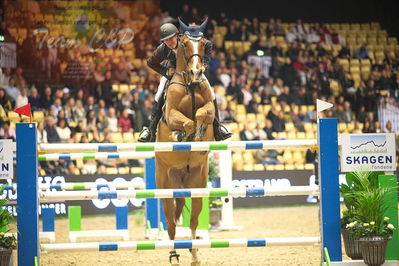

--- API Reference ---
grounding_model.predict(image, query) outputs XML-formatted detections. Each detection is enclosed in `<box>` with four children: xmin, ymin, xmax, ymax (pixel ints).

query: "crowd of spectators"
<box><xmin>1</xmin><ymin>3</ymin><xmax>399</xmax><ymax>174</ymax></box>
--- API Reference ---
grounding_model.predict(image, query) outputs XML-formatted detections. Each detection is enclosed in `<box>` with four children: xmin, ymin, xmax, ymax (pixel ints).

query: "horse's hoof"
<box><xmin>191</xmin><ymin>261</ymin><xmax>201</xmax><ymax>266</ymax></box>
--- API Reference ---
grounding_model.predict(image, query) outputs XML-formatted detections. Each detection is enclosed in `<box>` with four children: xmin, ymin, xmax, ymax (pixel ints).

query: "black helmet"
<box><xmin>160</xmin><ymin>23</ymin><xmax>178</xmax><ymax>41</ymax></box>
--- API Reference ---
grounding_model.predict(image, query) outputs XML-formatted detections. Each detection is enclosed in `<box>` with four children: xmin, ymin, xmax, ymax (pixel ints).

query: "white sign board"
<box><xmin>341</xmin><ymin>133</ymin><xmax>397</xmax><ymax>172</ymax></box>
<box><xmin>0</xmin><ymin>140</ymin><xmax>14</xmax><ymax>179</ymax></box>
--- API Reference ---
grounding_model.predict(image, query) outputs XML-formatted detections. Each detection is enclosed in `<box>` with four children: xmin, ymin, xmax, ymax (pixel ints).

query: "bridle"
<box><xmin>169</xmin><ymin>34</ymin><xmax>208</xmax><ymax>141</ymax></box>
<box><xmin>173</xmin><ymin>35</ymin><xmax>205</xmax><ymax>87</ymax></box>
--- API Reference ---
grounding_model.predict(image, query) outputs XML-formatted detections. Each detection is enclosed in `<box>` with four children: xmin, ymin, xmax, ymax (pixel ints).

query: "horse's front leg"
<box><xmin>168</xmin><ymin>108</ymin><xmax>195</xmax><ymax>141</ymax></box>
<box><xmin>194</xmin><ymin>101</ymin><xmax>214</xmax><ymax>141</ymax></box>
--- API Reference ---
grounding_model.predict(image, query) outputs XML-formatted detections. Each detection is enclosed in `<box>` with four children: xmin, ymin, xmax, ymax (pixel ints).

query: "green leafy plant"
<box><xmin>340</xmin><ymin>169</ymin><xmax>383</xmax><ymax>228</ymax></box>
<box><xmin>0</xmin><ymin>185</ymin><xmax>17</xmax><ymax>250</ymax></box>
<box><xmin>208</xmin><ymin>156</ymin><xmax>222</xmax><ymax>209</ymax></box>
<box><xmin>343</xmin><ymin>174</ymin><xmax>396</xmax><ymax>238</ymax></box>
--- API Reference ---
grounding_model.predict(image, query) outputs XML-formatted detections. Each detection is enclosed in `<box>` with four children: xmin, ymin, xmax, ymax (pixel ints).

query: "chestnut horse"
<box><xmin>155</xmin><ymin>20</ymin><xmax>214</xmax><ymax>266</ymax></box>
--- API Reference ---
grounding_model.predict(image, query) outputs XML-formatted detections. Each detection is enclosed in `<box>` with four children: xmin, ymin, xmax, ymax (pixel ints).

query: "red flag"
<box><xmin>13</xmin><ymin>103</ymin><xmax>32</xmax><ymax>122</ymax></box>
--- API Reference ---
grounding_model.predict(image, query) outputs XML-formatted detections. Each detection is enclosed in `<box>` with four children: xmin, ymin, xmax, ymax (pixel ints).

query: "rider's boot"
<box><xmin>138</xmin><ymin>101</ymin><xmax>162</xmax><ymax>142</ymax></box>
<box><xmin>213</xmin><ymin>99</ymin><xmax>232</xmax><ymax>141</ymax></box>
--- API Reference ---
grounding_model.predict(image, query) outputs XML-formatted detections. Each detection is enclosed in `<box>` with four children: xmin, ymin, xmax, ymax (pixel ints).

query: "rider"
<box><xmin>138</xmin><ymin>21</ymin><xmax>232</xmax><ymax>142</ymax></box>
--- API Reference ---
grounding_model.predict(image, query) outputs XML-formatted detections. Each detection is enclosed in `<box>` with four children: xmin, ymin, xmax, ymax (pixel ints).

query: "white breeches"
<box><xmin>154</xmin><ymin>75</ymin><xmax>215</xmax><ymax>103</ymax></box>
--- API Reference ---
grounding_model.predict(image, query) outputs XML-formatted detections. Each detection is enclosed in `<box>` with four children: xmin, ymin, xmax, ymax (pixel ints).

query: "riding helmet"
<box><xmin>160</xmin><ymin>23</ymin><xmax>179</xmax><ymax>41</ymax></box>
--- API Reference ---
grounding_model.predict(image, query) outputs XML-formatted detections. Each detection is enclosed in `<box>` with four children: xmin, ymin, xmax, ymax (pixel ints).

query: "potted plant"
<box><xmin>0</xmin><ymin>185</ymin><xmax>17</xmax><ymax>266</ymax></box>
<box><xmin>208</xmin><ymin>156</ymin><xmax>222</xmax><ymax>229</ymax></box>
<box><xmin>340</xmin><ymin>169</ymin><xmax>383</xmax><ymax>260</ymax></box>
<box><xmin>344</xmin><ymin>184</ymin><xmax>396</xmax><ymax>266</ymax></box>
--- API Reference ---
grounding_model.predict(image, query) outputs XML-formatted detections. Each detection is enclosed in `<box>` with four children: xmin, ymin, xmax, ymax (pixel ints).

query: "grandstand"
<box><xmin>1</xmin><ymin>1</ymin><xmax>399</xmax><ymax>174</ymax></box>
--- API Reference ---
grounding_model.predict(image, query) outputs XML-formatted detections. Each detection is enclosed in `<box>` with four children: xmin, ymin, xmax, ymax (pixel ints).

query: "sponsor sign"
<box><xmin>0</xmin><ymin>140</ymin><xmax>13</xmax><ymax>180</ymax></box>
<box><xmin>341</xmin><ymin>133</ymin><xmax>397</xmax><ymax>172</ymax></box>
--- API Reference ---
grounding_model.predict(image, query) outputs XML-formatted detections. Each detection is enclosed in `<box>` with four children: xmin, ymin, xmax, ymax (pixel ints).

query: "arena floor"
<box><xmin>34</xmin><ymin>205</ymin><xmax>349</xmax><ymax>265</ymax></box>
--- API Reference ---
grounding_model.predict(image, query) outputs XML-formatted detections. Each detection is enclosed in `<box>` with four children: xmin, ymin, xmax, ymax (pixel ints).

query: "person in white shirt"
<box><xmin>15</xmin><ymin>87</ymin><xmax>29</xmax><ymax>108</ymax></box>
<box><xmin>106</xmin><ymin>107</ymin><xmax>119</xmax><ymax>132</ymax></box>
<box><xmin>0</xmin><ymin>68</ymin><xmax>11</xmax><ymax>89</ymax></box>
<box><xmin>55</xmin><ymin>118</ymin><xmax>71</xmax><ymax>143</ymax></box>
<box><xmin>36</xmin><ymin>121</ymin><xmax>48</xmax><ymax>143</ymax></box>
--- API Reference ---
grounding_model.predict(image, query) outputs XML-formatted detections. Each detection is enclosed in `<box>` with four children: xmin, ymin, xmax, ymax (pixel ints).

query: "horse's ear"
<box><xmin>199</xmin><ymin>17</ymin><xmax>208</xmax><ymax>34</ymax></box>
<box><xmin>178</xmin><ymin>17</ymin><xmax>189</xmax><ymax>33</ymax></box>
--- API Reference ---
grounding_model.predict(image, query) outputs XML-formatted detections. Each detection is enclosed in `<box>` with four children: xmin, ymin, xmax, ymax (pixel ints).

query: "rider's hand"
<box><xmin>168</xmin><ymin>68</ymin><xmax>175</xmax><ymax>77</ymax></box>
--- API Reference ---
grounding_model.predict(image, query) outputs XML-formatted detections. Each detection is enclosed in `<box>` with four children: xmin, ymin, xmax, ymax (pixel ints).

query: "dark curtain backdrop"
<box><xmin>161</xmin><ymin>0</ymin><xmax>399</xmax><ymax>38</ymax></box>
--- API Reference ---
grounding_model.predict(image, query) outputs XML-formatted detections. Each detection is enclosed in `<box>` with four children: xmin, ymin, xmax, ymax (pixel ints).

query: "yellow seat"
<box><xmin>282</xmin><ymin>151</ymin><xmax>293</xmax><ymax>164</ymax></box>
<box><xmin>7</xmin><ymin>112</ymin><xmax>20</xmax><ymax>123</ymax></box>
<box><xmin>123</xmin><ymin>132</ymin><xmax>135</xmax><ymax>142</ymax></box>
<box><xmin>274</xmin><ymin>164</ymin><xmax>285</xmax><ymax>171</ymax></box>
<box><xmin>296</xmin><ymin>132</ymin><xmax>306</xmax><ymax>139</ymax></box>
<box><xmin>243</xmin><ymin>164</ymin><xmax>254</xmax><ymax>171</ymax></box>
<box><xmin>254</xmin><ymin>164</ymin><xmax>265</xmax><ymax>171</ymax></box>
<box><xmin>285</xmin><ymin>164</ymin><xmax>295</xmax><ymax>170</ymax></box>
<box><xmin>265</xmin><ymin>165</ymin><xmax>275</xmax><ymax>171</ymax></box>
<box><xmin>106</xmin><ymin>167</ymin><xmax>118</xmax><ymax>175</ymax></box>
<box><xmin>33</xmin><ymin>111</ymin><xmax>44</xmax><ymax>122</ymax></box>
<box><xmin>287</xmin><ymin>132</ymin><xmax>297</xmax><ymax>140</ymax></box>
<box><xmin>118</xmin><ymin>167</ymin><xmax>130</xmax><ymax>174</ymax></box>
<box><xmin>111</xmin><ymin>132</ymin><xmax>123</xmax><ymax>143</ymax></box>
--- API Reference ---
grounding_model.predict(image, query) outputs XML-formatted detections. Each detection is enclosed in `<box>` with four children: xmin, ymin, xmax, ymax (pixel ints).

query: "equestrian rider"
<box><xmin>138</xmin><ymin>21</ymin><xmax>232</xmax><ymax>142</ymax></box>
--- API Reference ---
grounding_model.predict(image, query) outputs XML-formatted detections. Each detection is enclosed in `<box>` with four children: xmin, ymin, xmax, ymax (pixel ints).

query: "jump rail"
<box><xmin>41</xmin><ymin>237</ymin><xmax>321</xmax><ymax>252</ymax></box>
<box><xmin>39</xmin><ymin>139</ymin><xmax>317</xmax><ymax>153</ymax></box>
<box><xmin>39</xmin><ymin>186</ymin><xmax>320</xmax><ymax>201</ymax></box>
<box><xmin>6</xmin><ymin>182</ymin><xmax>145</xmax><ymax>191</ymax></box>
<box><xmin>38</xmin><ymin>151</ymin><xmax>155</xmax><ymax>161</ymax></box>
<box><xmin>16</xmin><ymin>118</ymin><xmax>342</xmax><ymax>265</ymax></box>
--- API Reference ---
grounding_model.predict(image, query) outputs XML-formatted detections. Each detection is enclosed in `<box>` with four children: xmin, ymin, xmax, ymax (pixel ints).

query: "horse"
<box><xmin>155</xmin><ymin>18</ymin><xmax>214</xmax><ymax>266</ymax></box>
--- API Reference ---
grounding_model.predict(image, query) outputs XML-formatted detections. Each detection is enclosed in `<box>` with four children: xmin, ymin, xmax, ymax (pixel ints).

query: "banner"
<box><xmin>0</xmin><ymin>140</ymin><xmax>14</xmax><ymax>180</ymax></box>
<box><xmin>341</xmin><ymin>133</ymin><xmax>397</xmax><ymax>172</ymax></box>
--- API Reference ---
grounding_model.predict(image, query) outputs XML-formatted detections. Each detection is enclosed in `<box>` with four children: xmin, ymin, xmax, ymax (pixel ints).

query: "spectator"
<box><xmin>72</xmin><ymin>99</ymin><xmax>86</xmax><ymax>126</ymax></box>
<box><xmin>0</xmin><ymin>68</ymin><xmax>11</xmax><ymax>89</ymax></box>
<box><xmin>55</xmin><ymin>118</ymin><xmax>71</xmax><ymax>143</ymax></box>
<box><xmin>40</xmin><ymin>86</ymin><xmax>53</xmax><ymax>110</ymax></box>
<box><xmin>11</xmin><ymin>67</ymin><xmax>27</xmax><ymax>88</ymax></box>
<box><xmin>255</xmin><ymin>149</ymin><xmax>282</xmax><ymax>165</ymax></box>
<box><xmin>338</xmin><ymin>43</ymin><xmax>351</xmax><ymax>58</ymax></box>
<box><xmin>85</xmin><ymin>110</ymin><xmax>98</xmax><ymax>132</ymax></box>
<box><xmin>36</xmin><ymin>121</ymin><xmax>48</xmax><ymax>143</ymax></box>
<box><xmin>338</xmin><ymin>101</ymin><xmax>354</xmax><ymax>123</ymax></box>
<box><xmin>0</xmin><ymin>88</ymin><xmax>13</xmax><ymax>111</ymax></box>
<box><xmin>44</xmin><ymin>116</ymin><xmax>61</xmax><ymax>143</ymax></box>
<box><xmin>385</xmin><ymin>120</ymin><xmax>394</xmax><ymax>133</ymax></box>
<box><xmin>28</xmin><ymin>87</ymin><xmax>41</xmax><ymax>111</ymax></box>
<box><xmin>5</xmin><ymin>77</ymin><xmax>20</xmax><ymax>102</ymax></box>
<box><xmin>0</xmin><ymin>121</ymin><xmax>16</xmax><ymax>141</ymax></box>
<box><xmin>355</xmin><ymin>43</ymin><xmax>369</xmax><ymax>59</ymax></box>
<box><xmin>118</xmin><ymin>108</ymin><xmax>133</xmax><ymax>132</ymax></box>
<box><xmin>50</xmin><ymin>98</ymin><xmax>63</xmax><ymax>120</ymax></box>
<box><xmin>96</xmin><ymin>108</ymin><xmax>109</xmax><ymax>133</ymax></box>
<box><xmin>374</xmin><ymin>121</ymin><xmax>385</xmax><ymax>133</ymax></box>
<box><xmin>251</xmin><ymin>122</ymin><xmax>268</xmax><ymax>140</ymax></box>
<box><xmin>239</xmin><ymin>124</ymin><xmax>255</xmax><ymax>140</ymax></box>
<box><xmin>263</xmin><ymin>119</ymin><xmax>275</xmax><ymax>140</ymax></box>
<box><xmin>107</xmin><ymin>107</ymin><xmax>119</xmax><ymax>132</ymax></box>
<box><xmin>14</xmin><ymin>87</ymin><xmax>28</xmax><ymax>108</ymax></box>
<box><xmin>219</xmin><ymin>102</ymin><xmax>235</xmax><ymax>123</ymax></box>
<box><xmin>81</xmin><ymin>159</ymin><xmax>97</xmax><ymax>174</ymax></box>
<box><xmin>271</xmin><ymin>111</ymin><xmax>286</xmax><ymax>132</ymax></box>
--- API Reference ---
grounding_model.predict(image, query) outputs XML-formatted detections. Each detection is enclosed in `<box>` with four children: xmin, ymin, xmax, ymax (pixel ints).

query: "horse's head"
<box><xmin>178</xmin><ymin>18</ymin><xmax>208</xmax><ymax>84</ymax></box>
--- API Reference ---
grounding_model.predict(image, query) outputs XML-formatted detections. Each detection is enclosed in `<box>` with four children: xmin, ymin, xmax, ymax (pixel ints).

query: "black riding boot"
<box><xmin>213</xmin><ymin>99</ymin><xmax>232</xmax><ymax>141</ymax></box>
<box><xmin>138</xmin><ymin>101</ymin><xmax>163</xmax><ymax>142</ymax></box>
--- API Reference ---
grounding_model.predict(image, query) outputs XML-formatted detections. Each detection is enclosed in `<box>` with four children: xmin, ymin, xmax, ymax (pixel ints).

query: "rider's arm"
<box><xmin>147</xmin><ymin>44</ymin><xmax>169</xmax><ymax>77</ymax></box>
<box><xmin>203</xmin><ymin>40</ymin><xmax>212</xmax><ymax>70</ymax></box>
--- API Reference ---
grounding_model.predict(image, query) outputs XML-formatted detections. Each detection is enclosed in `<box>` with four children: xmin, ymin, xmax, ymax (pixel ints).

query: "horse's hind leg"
<box><xmin>190</xmin><ymin>197</ymin><xmax>202</xmax><ymax>266</ymax></box>
<box><xmin>162</xmin><ymin>198</ymin><xmax>180</xmax><ymax>265</ymax></box>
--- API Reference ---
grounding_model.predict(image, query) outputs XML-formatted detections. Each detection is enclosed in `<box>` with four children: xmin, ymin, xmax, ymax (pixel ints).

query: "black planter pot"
<box><xmin>0</xmin><ymin>247</ymin><xmax>12</xmax><ymax>266</ymax></box>
<box><xmin>358</xmin><ymin>237</ymin><xmax>390</xmax><ymax>266</ymax></box>
<box><xmin>341</xmin><ymin>228</ymin><xmax>362</xmax><ymax>260</ymax></box>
